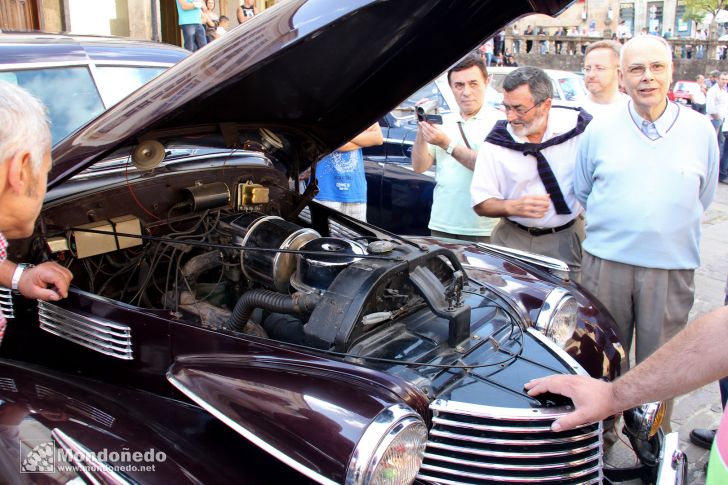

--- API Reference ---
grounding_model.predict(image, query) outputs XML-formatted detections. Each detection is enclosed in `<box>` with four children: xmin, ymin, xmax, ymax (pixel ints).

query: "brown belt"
<box><xmin>507</xmin><ymin>218</ymin><xmax>576</xmax><ymax>236</ymax></box>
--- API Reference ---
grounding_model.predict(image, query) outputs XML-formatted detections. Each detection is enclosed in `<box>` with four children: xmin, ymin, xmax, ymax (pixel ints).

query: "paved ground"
<box><xmin>605</xmin><ymin>181</ymin><xmax>728</xmax><ymax>483</ymax></box>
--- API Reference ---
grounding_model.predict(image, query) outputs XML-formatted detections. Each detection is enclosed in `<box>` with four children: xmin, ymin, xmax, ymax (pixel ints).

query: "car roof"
<box><xmin>0</xmin><ymin>32</ymin><xmax>188</xmax><ymax>66</ymax></box>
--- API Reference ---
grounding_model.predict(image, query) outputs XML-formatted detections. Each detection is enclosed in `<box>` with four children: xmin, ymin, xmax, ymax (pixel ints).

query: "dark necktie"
<box><xmin>485</xmin><ymin>107</ymin><xmax>592</xmax><ymax>215</ymax></box>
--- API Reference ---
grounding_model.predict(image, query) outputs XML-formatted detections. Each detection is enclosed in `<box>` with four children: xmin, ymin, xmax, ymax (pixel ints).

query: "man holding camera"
<box><xmin>411</xmin><ymin>54</ymin><xmax>504</xmax><ymax>242</ymax></box>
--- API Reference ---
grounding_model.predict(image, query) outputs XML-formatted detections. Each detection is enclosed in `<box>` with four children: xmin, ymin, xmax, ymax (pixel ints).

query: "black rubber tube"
<box><xmin>227</xmin><ymin>290</ymin><xmax>321</xmax><ymax>332</ymax></box>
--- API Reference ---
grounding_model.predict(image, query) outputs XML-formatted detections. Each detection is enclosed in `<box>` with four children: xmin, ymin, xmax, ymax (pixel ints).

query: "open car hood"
<box><xmin>49</xmin><ymin>0</ymin><xmax>573</xmax><ymax>188</ymax></box>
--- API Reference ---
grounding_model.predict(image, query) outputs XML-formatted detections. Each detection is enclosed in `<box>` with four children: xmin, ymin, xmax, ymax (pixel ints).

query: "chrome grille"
<box><xmin>38</xmin><ymin>301</ymin><xmax>133</xmax><ymax>360</ymax></box>
<box><xmin>418</xmin><ymin>399</ymin><xmax>603</xmax><ymax>484</ymax></box>
<box><xmin>36</xmin><ymin>385</ymin><xmax>116</xmax><ymax>427</ymax></box>
<box><xmin>0</xmin><ymin>286</ymin><xmax>14</xmax><ymax>319</ymax></box>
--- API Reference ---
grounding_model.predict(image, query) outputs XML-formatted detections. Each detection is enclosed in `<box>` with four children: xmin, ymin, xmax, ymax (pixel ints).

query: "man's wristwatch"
<box><xmin>445</xmin><ymin>141</ymin><xmax>457</xmax><ymax>155</ymax></box>
<box><xmin>11</xmin><ymin>263</ymin><xmax>33</xmax><ymax>294</ymax></box>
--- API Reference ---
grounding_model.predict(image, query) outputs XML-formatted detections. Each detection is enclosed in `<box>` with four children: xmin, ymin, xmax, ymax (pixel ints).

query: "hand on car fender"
<box><xmin>18</xmin><ymin>262</ymin><xmax>73</xmax><ymax>301</ymax></box>
<box><xmin>524</xmin><ymin>374</ymin><xmax>620</xmax><ymax>432</ymax></box>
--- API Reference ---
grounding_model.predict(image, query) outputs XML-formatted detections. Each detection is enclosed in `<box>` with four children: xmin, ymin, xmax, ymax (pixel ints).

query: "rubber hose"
<box><xmin>227</xmin><ymin>290</ymin><xmax>321</xmax><ymax>332</ymax></box>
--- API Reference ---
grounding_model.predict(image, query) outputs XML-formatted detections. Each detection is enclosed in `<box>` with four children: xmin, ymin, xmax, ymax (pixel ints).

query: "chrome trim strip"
<box><xmin>346</xmin><ymin>404</ymin><xmax>425</xmax><ymax>485</ymax></box>
<box><xmin>38</xmin><ymin>302</ymin><xmax>133</xmax><ymax>360</ymax></box>
<box><xmin>656</xmin><ymin>431</ymin><xmax>687</xmax><ymax>485</ymax></box>
<box><xmin>432</xmin><ymin>415</ymin><xmax>554</xmax><ymax>432</ymax></box>
<box><xmin>416</xmin><ymin>472</ymin><xmax>601</xmax><ymax>485</ymax></box>
<box><xmin>535</xmin><ymin>287</ymin><xmax>571</xmax><ymax>333</ymax></box>
<box><xmin>92</xmin><ymin>60</ymin><xmax>177</xmax><ymax>68</ymax></box>
<box><xmin>429</xmin><ymin>428</ymin><xmax>600</xmax><ymax>446</ymax></box>
<box><xmin>0</xmin><ymin>286</ymin><xmax>14</xmax><ymax>319</ymax></box>
<box><xmin>52</xmin><ymin>428</ymin><xmax>132</xmax><ymax>485</ymax></box>
<box><xmin>430</xmin><ymin>396</ymin><xmax>578</xmax><ymax>420</ymax></box>
<box><xmin>426</xmin><ymin>439</ymin><xmax>601</xmax><ymax>459</ymax></box>
<box><xmin>418</xmin><ymin>462</ymin><xmax>603</xmax><ymax>482</ymax></box>
<box><xmin>167</xmin><ymin>374</ymin><xmax>337</xmax><ymax>485</ymax></box>
<box><xmin>423</xmin><ymin>451</ymin><xmax>600</xmax><ymax>471</ymax></box>
<box><xmin>476</xmin><ymin>243</ymin><xmax>570</xmax><ymax>280</ymax></box>
<box><xmin>0</xmin><ymin>60</ymin><xmax>90</xmax><ymax>70</ymax></box>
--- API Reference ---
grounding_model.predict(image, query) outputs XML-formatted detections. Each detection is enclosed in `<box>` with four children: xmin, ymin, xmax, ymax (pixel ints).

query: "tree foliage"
<box><xmin>682</xmin><ymin>0</ymin><xmax>727</xmax><ymax>26</ymax></box>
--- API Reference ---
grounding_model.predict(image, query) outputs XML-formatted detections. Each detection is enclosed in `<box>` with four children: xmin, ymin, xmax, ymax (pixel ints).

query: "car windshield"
<box><xmin>675</xmin><ymin>82</ymin><xmax>699</xmax><ymax>94</ymax></box>
<box><xmin>558</xmin><ymin>76</ymin><xmax>585</xmax><ymax>101</ymax></box>
<box><xmin>0</xmin><ymin>66</ymin><xmax>106</xmax><ymax>145</ymax></box>
<box><xmin>94</xmin><ymin>66</ymin><xmax>168</xmax><ymax>106</ymax></box>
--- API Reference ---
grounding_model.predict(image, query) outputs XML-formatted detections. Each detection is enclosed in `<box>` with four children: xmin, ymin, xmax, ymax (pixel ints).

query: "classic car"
<box><xmin>0</xmin><ymin>32</ymin><xmax>189</xmax><ymax>144</ymax></box>
<box><xmin>0</xmin><ymin>0</ymin><xmax>686</xmax><ymax>484</ymax></box>
<box><xmin>667</xmin><ymin>80</ymin><xmax>702</xmax><ymax>107</ymax></box>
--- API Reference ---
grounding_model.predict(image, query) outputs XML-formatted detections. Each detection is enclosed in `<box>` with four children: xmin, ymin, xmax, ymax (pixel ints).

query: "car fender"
<box><xmin>168</xmin><ymin>352</ymin><xmax>430</xmax><ymax>484</ymax></box>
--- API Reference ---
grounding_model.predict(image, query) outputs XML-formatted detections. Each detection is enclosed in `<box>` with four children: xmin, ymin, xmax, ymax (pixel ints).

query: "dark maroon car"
<box><xmin>0</xmin><ymin>1</ymin><xmax>686</xmax><ymax>484</ymax></box>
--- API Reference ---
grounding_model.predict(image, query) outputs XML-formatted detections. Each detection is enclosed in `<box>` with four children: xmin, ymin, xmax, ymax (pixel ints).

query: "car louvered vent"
<box><xmin>38</xmin><ymin>302</ymin><xmax>133</xmax><ymax>360</ymax></box>
<box><xmin>418</xmin><ymin>400</ymin><xmax>603</xmax><ymax>484</ymax></box>
<box><xmin>0</xmin><ymin>287</ymin><xmax>14</xmax><ymax>319</ymax></box>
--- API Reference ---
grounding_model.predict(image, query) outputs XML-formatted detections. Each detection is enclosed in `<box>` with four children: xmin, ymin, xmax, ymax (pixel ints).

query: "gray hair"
<box><xmin>502</xmin><ymin>67</ymin><xmax>553</xmax><ymax>104</ymax></box>
<box><xmin>0</xmin><ymin>81</ymin><xmax>51</xmax><ymax>172</ymax></box>
<box><xmin>585</xmin><ymin>40</ymin><xmax>621</xmax><ymax>60</ymax></box>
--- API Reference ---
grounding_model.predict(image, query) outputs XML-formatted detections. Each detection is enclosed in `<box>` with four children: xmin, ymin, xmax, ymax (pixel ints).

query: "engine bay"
<box><xmin>30</xmin><ymin>158</ymin><xmax>490</xmax><ymax>354</ymax></box>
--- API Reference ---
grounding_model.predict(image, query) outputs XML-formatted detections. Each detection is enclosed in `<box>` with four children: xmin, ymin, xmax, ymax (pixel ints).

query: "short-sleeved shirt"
<box><xmin>314</xmin><ymin>149</ymin><xmax>367</xmax><ymax>203</ymax></box>
<box><xmin>427</xmin><ymin>107</ymin><xmax>504</xmax><ymax>236</ymax></box>
<box><xmin>176</xmin><ymin>1</ymin><xmax>202</xmax><ymax>25</ymax></box>
<box><xmin>471</xmin><ymin>107</ymin><xmax>584</xmax><ymax>228</ymax></box>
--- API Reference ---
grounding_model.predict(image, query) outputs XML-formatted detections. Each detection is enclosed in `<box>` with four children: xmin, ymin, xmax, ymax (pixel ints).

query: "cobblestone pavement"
<box><xmin>605</xmin><ymin>182</ymin><xmax>728</xmax><ymax>484</ymax></box>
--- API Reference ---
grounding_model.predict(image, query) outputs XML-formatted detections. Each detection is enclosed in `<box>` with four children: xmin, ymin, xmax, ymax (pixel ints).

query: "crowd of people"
<box><xmin>415</xmin><ymin>35</ymin><xmax>726</xmax><ymax>478</ymax></box>
<box><xmin>175</xmin><ymin>0</ymin><xmax>255</xmax><ymax>52</ymax></box>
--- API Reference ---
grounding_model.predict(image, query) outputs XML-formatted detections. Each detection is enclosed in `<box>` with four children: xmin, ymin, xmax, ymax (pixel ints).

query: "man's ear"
<box><xmin>4</xmin><ymin>151</ymin><xmax>33</xmax><ymax>194</ymax></box>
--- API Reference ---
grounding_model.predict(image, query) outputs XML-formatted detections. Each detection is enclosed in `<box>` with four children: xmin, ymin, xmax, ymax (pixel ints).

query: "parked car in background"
<box><xmin>0</xmin><ymin>33</ymin><xmax>188</xmax><ymax>144</ymax></box>
<box><xmin>0</xmin><ymin>2</ymin><xmax>684</xmax><ymax>484</ymax></box>
<box><xmin>668</xmin><ymin>80</ymin><xmax>702</xmax><ymax>107</ymax></box>
<box><xmin>365</xmin><ymin>67</ymin><xmax>587</xmax><ymax>235</ymax></box>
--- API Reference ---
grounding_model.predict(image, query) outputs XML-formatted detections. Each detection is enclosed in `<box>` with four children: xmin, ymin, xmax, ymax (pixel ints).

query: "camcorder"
<box><xmin>415</xmin><ymin>101</ymin><xmax>443</xmax><ymax>124</ymax></box>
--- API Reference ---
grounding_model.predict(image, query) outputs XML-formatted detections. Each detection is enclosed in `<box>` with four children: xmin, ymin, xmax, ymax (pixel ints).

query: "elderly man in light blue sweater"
<box><xmin>574</xmin><ymin>35</ymin><xmax>718</xmax><ymax>431</ymax></box>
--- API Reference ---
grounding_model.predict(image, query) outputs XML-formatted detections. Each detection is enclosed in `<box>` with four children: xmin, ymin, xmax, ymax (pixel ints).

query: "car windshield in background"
<box><xmin>0</xmin><ymin>67</ymin><xmax>106</xmax><ymax>145</ymax></box>
<box><xmin>558</xmin><ymin>76</ymin><xmax>584</xmax><ymax>101</ymax></box>
<box><xmin>94</xmin><ymin>66</ymin><xmax>168</xmax><ymax>106</ymax></box>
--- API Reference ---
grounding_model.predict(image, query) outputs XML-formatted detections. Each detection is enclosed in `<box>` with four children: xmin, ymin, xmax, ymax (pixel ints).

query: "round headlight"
<box><xmin>346</xmin><ymin>404</ymin><xmax>428</xmax><ymax>485</ymax></box>
<box><xmin>536</xmin><ymin>288</ymin><xmax>578</xmax><ymax>348</ymax></box>
<box><xmin>624</xmin><ymin>401</ymin><xmax>666</xmax><ymax>440</ymax></box>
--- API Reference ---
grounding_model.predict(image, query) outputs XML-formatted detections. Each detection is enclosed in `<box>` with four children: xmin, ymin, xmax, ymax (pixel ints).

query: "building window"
<box><xmin>647</xmin><ymin>1</ymin><xmax>664</xmax><ymax>35</ymax></box>
<box><xmin>619</xmin><ymin>2</ymin><xmax>635</xmax><ymax>36</ymax></box>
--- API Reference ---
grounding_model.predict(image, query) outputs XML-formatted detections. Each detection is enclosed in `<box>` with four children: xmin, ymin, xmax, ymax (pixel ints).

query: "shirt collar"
<box><xmin>628</xmin><ymin>99</ymin><xmax>679</xmax><ymax>138</ymax></box>
<box><xmin>505</xmin><ymin>106</ymin><xmax>578</xmax><ymax>144</ymax></box>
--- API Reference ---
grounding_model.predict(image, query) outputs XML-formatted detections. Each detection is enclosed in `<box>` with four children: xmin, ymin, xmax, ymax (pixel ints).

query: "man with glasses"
<box><xmin>471</xmin><ymin>67</ymin><xmax>591</xmax><ymax>281</ymax></box>
<box><xmin>573</xmin><ymin>35</ymin><xmax>718</xmax><ymax>431</ymax></box>
<box><xmin>581</xmin><ymin>40</ymin><xmax>628</xmax><ymax>118</ymax></box>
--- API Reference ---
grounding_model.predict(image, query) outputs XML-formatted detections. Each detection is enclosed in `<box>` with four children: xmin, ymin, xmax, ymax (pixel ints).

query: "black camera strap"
<box><xmin>457</xmin><ymin>122</ymin><xmax>472</xmax><ymax>150</ymax></box>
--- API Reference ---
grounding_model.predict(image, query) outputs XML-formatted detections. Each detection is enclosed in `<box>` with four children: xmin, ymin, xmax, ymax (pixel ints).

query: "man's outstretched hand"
<box><xmin>524</xmin><ymin>374</ymin><xmax>619</xmax><ymax>431</ymax></box>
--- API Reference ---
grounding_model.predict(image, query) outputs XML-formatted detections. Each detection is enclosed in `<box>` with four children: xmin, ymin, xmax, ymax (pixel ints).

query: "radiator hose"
<box><xmin>227</xmin><ymin>290</ymin><xmax>322</xmax><ymax>332</ymax></box>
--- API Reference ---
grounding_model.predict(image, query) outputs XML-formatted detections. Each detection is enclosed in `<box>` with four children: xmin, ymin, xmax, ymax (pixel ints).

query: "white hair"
<box><xmin>0</xmin><ymin>80</ymin><xmax>51</xmax><ymax>172</ymax></box>
<box><xmin>619</xmin><ymin>35</ymin><xmax>673</xmax><ymax>66</ymax></box>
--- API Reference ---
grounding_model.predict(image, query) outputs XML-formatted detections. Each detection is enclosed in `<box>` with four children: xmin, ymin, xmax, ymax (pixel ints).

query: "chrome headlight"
<box><xmin>346</xmin><ymin>404</ymin><xmax>427</xmax><ymax>485</ymax></box>
<box><xmin>536</xmin><ymin>288</ymin><xmax>578</xmax><ymax>348</ymax></box>
<box><xmin>624</xmin><ymin>401</ymin><xmax>665</xmax><ymax>440</ymax></box>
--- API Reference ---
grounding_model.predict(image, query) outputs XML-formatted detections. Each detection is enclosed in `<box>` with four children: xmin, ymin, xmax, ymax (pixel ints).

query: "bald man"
<box><xmin>573</xmin><ymin>35</ymin><xmax>718</xmax><ymax>429</ymax></box>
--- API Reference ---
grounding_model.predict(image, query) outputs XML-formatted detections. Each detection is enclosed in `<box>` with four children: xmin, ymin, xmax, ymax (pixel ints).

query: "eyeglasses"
<box><xmin>582</xmin><ymin>65</ymin><xmax>611</xmax><ymax>74</ymax></box>
<box><xmin>626</xmin><ymin>62</ymin><xmax>667</xmax><ymax>76</ymax></box>
<box><xmin>502</xmin><ymin>100</ymin><xmax>543</xmax><ymax>116</ymax></box>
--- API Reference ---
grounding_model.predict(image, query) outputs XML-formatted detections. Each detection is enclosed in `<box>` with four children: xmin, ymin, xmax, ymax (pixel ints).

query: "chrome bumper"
<box><xmin>656</xmin><ymin>432</ymin><xmax>688</xmax><ymax>485</ymax></box>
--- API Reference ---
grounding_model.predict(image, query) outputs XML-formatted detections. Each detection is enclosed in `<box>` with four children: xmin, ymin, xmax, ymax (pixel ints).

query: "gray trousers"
<box><xmin>581</xmin><ymin>252</ymin><xmax>695</xmax><ymax>433</ymax></box>
<box><xmin>491</xmin><ymin>217</ymin><xmax>584</xmax><ymax>281</ymax></box>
